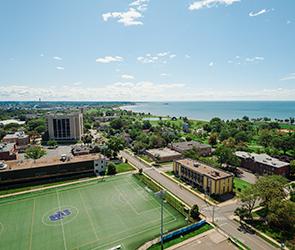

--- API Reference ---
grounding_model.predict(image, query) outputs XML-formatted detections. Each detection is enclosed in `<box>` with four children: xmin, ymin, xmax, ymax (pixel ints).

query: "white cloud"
<box><xmin>0</xmin><ymin>82</ymin><xmax>187</xmax><ymax>101</ymax></box>
<box><xmin>102</xmin><ymin>0</ymin><xmax>149</xmax><ymax>26</ymax></box>
<box><xmin>129</xmin><ymin>0</ymin><xmax>149</xmax><ymax>11</ymax></box>
<box><xmin>249</xmin><ymin>9</ymin><xmax>268</xmax><ymax>17</ymax></box>
<box><xmin>280</xmin><ymin>73</ymin><xmax>295</xmax><ymax>81</ymax></box>
<box><xmin>137</xmin><ymin>52</ymin><xmax>176</xmax><ymax>64</ymax></box>
<box><xmin>40</xmin><ymin>53</ymin><xmax>44</xmax><ymax>57</ymax></box>
<box><xmin>56</xmin><ymin>66</ymin><xmax>64</xmax><ymax>70</ymax></box>
<box><xmin>161</xmin><ymin>73</ymin><xmax>170</xmax><ymax>77</ymax></box>
<box><xmin>102</xmin><ymin>8</ymin><xmax>143</xmax><ymax>26</ymax></box>
<box><xmin>287</xmin><ymin>20</ymin><xmax>291</xmax><ymax>25</ymax></box>
<box><xmin>2</xmin><ymin>83</ymin><xmax>295</xmax><ymax>101</ymax></box>
<box><xmin>185</xmin><ymin>54</ymin><xmax>191</xmax><ymax>59</ymax></box>
<box><xmin>189</xmin><ymin>0</ymin><xmax>239</xmax><ymax>11</ymax></box>
<box><xmin>53</xmin><ymin>56</ymin><xmax>62</xmax><ymax>61</ymax></box>
<box><xmin>121</xmin><ymin>74</ymin><xmax>135</xmax><ymax>80</ymax></box>
<box><xmin>96</xmin><ymin>56</ymin><xmax>124</xmax><ymax>63</ymax></box>
<box><xmin>209</xmin><ymin>62</ymin><xmax>214</xmax><ymax>67</ymax></box>
<box><xmin>245</xmin><ymin>56</ymin><xmax>264</xmax><ymax>63</ymax></box>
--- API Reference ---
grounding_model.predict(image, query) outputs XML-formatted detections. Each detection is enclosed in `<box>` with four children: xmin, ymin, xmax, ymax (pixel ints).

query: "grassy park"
<box><xmin>0</xmin><ymin>174</ymin><xmax>186</xmax><ymax>250</ymax></box>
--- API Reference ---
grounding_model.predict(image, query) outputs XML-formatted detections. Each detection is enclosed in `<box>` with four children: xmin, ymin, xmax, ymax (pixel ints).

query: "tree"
<box><xmin>107</xmin><ymin>162</ymin><xmax>117</xmax><ymax>175</ymax></box>
<box><xmin>82</xmin><ymin>134</ymin><xmax>93</xmax><ymax>144</ymax></box>
<box><xmin>215</xmin><ymin>145</ymin><xmax>240</xmax><ymax>167</ymax></box>
<box><xmin>290</xmin><ymin>160</ymin><xmax>295</xmax><ymax>177</ymax></box>
<box><xmin>0</xmin><ymin>129</ymin><xmax>6</xmax><ymax>140</ymax></box>
<box><xmin>110</xmin><ymin>118</ymin><xmax>124</xmax><ymax>130</ymax></box>
<box><xmin>240</xmin><ymin>186</ymin><xmax>259</xmax><ymax>218</ymax></box>
<box><xmin>258</xmin><ymin>129</ymin><xmax>273</xmax><ymax>148</ymax></box>
<box><xmin>107</xmin><ymin>136</ymin><xmax>125</xmax><ymax>158</ymax></box>
<box><xmin>142</xmin><ymin>120</ymin><xmax>152</xmax><ymax>130</ymax></box>
<box><xmin>26</xmin><ymin>118</ymin><xmax>45</xmax><ymax>132</ymax></box>
<box><xmin>35</xmin><ymin>125</ymin><xmax>46</xmax><ymax>134</ymax></box>
<box><xmin>25</xmin><ymin>146</ymin><xmax>46</xmax><ymax>162</ymax></box>
<box><xmin>190</xmin><ymin>204</ymin><xmax>200</xmax><ymax>220</ymax></box>
<box><xmin>208</xmin><ymin>132</ymin><xmax>218</xmax><ymax>146</ymax></box>
<box><xmin>209</xmin><ymin>117</ymin><xmax>223</xmax><ymax>133</ymax></box>
<box><xmin>234</xmin><ymin>207</ymin><xmax>248</xmax><ymax>225</ymax></box>
<box><xmin>234</xmin><ymin>131</ymin><xmax>249</xmax><ymax>143</ymax></box>
<box><xmin>47</xmin><ymin>140</ymin><xmax>57</xmax><ymax>148</ymax></box>
<box><xmin>132</xmin><ymin>141</ymin><xmax>148</xmax><ymax>154</ymax></box>
<box><xmin>255</xmin><ymin>175</ymin><xmax>288</xmax><ymax>213</ymax></box>
<box><xmin>267</xmin><ymin>199</ymin><xmax>295</xmax><ymax>233</ymax></box>
<box><xmin>272</xmin><ymin>135</ymin><xmax>292</xmax><ymax>154</ymax></box>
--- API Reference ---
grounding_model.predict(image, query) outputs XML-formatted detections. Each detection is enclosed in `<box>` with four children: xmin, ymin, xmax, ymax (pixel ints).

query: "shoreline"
<box><xmin>118</xmin><ymin>101</ymin><xmax>295</xmax><ymax>121</ymax></box>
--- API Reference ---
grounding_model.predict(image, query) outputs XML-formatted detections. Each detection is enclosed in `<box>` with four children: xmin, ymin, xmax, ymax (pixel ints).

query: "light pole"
<box><xmin>155</xmin><ymin>190</ymin><xmax>165</xmax><ymax>250</ymax></box>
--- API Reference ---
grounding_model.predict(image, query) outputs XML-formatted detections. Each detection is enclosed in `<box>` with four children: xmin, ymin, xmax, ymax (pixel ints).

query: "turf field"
<box><xmin>0</xmin><ymin>174</ymin><xmax>186</xmax><ymax>250</ymax></box>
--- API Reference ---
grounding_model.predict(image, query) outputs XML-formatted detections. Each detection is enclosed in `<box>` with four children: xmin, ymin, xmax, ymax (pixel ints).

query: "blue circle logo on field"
<box><xmin>42</xmin><ymin>206</ymin><xmax>79</xmax><ymax>226</ymax></box>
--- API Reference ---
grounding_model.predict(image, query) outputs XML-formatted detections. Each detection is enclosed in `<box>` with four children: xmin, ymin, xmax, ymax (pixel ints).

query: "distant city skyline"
<box><xmin>0</xmin><ymin>0</ymin><xmax>294</xmax><ymax>101</ymax></box>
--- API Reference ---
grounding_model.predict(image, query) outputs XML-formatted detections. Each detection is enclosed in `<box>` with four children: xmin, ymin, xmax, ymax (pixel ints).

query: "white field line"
<box><xmin>79</xmin><ymin>190</ymin><xmax>99</xmax><ymax>240</ymax></box>
<box><xmin>56</xmin><ymin>190</ymin><xmax>67</xmax><ymax>250</ymax></box>
<box><xmin>29</xmin><ymin>199</ymin><xmax>36</xmax><ymax>250</ymax></box>
<box><xmin>88</xmin><ymin>216</ymin><xmax>177</xmax><ymax>250</ymax></box>
<box><xmin>126</xmin><ymin>178</ymin><xmax>177</xmax><ymax>220</ymax></box>
<box><xmin>76</xmin><ymin>206</ymin><xmax>177</xmax><ymax>249</ymax></box>
<box><xmin>114</xmin><ymin>184</ymin><xmax>141</xmax><ymax>215</ymax></box>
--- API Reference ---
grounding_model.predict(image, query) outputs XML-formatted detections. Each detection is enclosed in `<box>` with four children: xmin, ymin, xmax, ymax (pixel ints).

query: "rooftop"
<box><xmin>176</xmin><ymin>158</ymin><xmax>232</xmax><ymax>180</ymax></box>
<box><xmin>170</xmin><ymin>141</ymin><xmax>211</xmax><ymax>150</ymax></box>
<box><xmin>235</xmin><ymin>151</ymin><xmax>289</xmax><ymax>168</ymax></box>
<box><xmin>0</xmin><ymin>143</ymin><xmax>15</xmax><ymax>153</ymax></box>
<box><xmin>146</xmin><ymin>148</ymin><xmax>181</xmax><ymax>158</ymax></box>
<box><xmin>2</xmin><ymin>153</ymin><xmax>103</xmax><ymax>172</ymax></box>
<box><xmin>3</xmin><ymin>131</ymin><xmax>28</xmax><ymax>139</ymax></box>
<box><xmin>46</xmin><ymin>112</ymin><xmax>82</xmax><ymax>118</ymax></box>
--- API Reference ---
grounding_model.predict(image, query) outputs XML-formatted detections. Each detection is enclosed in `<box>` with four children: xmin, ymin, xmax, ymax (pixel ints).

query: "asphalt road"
<box><xmin>120</xmin><ymin>150</ymin><xmax>277</xmax><ymax>250</ymax></box>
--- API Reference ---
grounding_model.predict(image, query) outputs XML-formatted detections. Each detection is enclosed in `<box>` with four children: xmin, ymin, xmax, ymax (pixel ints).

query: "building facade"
<box><xmin>46</xmin><ymin>112</ymin><xmax>84</xmax><ymax>141</ymax></box>
<box><xmin>0</xmin><ymin>143</ymin><xmax>18</xmax><ymax>161</ymax></box>
<box><xmin>0</xmin><ymin>154</ymin><xmax>107</xmax><ymax>187</ymax></box>
<box><xmin>2</xmin><ymin>131</ymin><xmax>30</xmax><ymax>152</ymax></box>
<box><xmin>235</xmin><ymin>151</ymin><xmax>289</xmax><ymax>176</ymax></box>
<box><xmin>173</xmin><ymin>159</ymin><xmax>233</xmax><ymax>195</ymax></box>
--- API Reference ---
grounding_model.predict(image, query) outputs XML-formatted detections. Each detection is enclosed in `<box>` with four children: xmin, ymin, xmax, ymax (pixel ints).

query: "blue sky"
<box><xmin>0</xmin><ymin>0</ymin><xmax>294</xmax><ymax>101</ymax></box>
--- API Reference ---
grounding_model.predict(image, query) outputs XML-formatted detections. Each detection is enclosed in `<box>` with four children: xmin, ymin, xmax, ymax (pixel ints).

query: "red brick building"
<box><xmin>235</xmin><ymin>151</ymin><xmax>289</xmax><ymax>176</ymax></box>
<box><xmin>0</xmin><ymin>143</ymin><xmax>18</xmax><ymax>161</ymax></box>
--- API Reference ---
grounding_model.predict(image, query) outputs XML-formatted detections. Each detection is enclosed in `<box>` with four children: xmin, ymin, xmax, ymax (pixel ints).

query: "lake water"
<box><xmin>123</xmin><ymin>101</ymin><xmax>295</xmax><ymax>121</ymax></box>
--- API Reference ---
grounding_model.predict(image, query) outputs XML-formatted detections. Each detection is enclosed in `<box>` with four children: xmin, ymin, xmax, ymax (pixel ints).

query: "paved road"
<box><xmin>121</xmin><ymin>150</ymin><xmax>277</xmax><ymax>250</ymax></box>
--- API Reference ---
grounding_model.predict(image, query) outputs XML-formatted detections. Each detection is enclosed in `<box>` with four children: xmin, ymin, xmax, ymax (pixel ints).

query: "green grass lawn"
<box><xmin>0</xmin><ymin>174</ymin><xmax>186</xmax><ymax>250</ymax></box>
<box><xmin>148</xmin><ymin>223</ymin><xmax>213</xmax><ymax>250</ymax></box>
<box><xmin>115</xmin><ymin>162</ymin><xmax>135</xmax><ymax>173</ymax></box>
<box><xmin>234</xmin><ymin>178</ymin><xmax>251</xmax><ymax>194</ymax></box>
<box><xmin>139</xmin><ymin>154</ymin><xmax>154</xmax><ymax>163</ymax></box>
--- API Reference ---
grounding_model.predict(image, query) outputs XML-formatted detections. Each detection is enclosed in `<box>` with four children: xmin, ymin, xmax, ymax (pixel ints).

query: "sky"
<box><xmin>0</xmin><ymin>0</ymin><xmax>295</xmax><ymax>101</ymax></box>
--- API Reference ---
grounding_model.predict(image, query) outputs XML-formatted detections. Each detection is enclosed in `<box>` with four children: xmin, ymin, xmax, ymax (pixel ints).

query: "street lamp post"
<box><xmin>155</xmin><ymin>190</ymin><xmax>165</xmax><ymax>250</ymax></box>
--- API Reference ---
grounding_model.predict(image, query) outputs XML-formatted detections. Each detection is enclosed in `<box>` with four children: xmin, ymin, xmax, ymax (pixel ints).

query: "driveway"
<box><xmin>237</xmin><ymin>167</ymin><xmax>257</xmax><ymax>184</ymax></box>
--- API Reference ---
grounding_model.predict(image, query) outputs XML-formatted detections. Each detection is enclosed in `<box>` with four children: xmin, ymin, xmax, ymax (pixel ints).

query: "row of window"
<box><xmin>53</xmin><ymin>119</ymin><xmax>71</xmax><ymax>138</ymax></box>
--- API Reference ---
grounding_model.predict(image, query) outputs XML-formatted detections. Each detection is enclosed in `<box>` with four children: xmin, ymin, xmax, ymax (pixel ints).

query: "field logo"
<box><xmin>49</xmin><ymin>209</ymin><xmax>71</xmax><ymax>222</ymax></box>
<box><xmin>43</xmin><ymin>206</ymin><xmax>78</xmax><ymax>226</ymax></box>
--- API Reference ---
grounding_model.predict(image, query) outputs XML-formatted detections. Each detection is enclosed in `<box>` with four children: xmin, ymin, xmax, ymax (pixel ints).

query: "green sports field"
<box><xmin>0</xmin><ymin>174</ymin><xmax>186</xmax><ymax>250</ymax></box>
